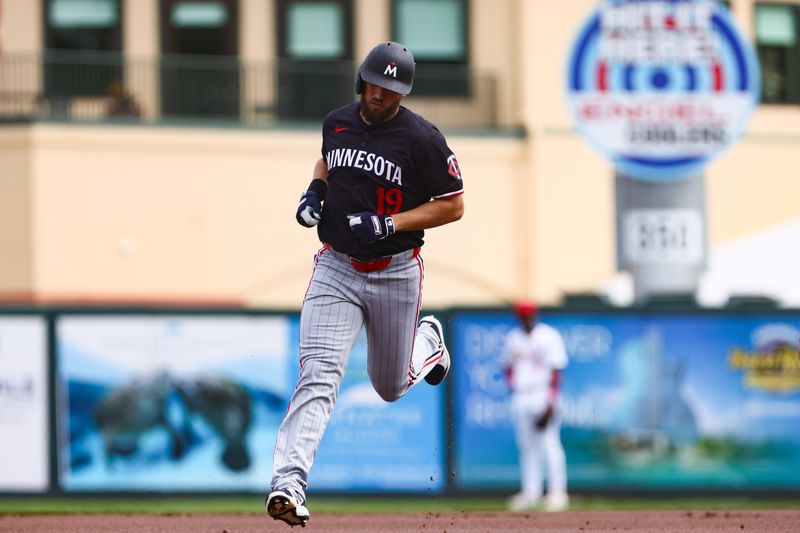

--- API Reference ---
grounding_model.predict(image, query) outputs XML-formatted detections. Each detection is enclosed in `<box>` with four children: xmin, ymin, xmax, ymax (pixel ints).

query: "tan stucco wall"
<box><xmin>3</xmin><ymin>124</ymin><xmax>526</xmax><ymax>307</ymax></box>
<box><xmin>122</xmin><ymin>0</ymin><xmax>158</xmax><ymax>119</ymax></box>
<box><xmin>1</xmin><ymin>0</ymin><xmax>41</xmax><ymax>54</ymax></box>
<box><xmin>709</xmin><ymin>108</ymin><xmax>800</xmax><ymax>242</ymax></box>
<box><xmin>0</xmin><ymin>127</ymin><xmax>34</xmax><ymax>292</ymax></box>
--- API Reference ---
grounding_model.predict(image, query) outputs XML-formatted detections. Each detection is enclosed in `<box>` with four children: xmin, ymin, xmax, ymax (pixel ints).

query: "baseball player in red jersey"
<box><xmin>266</xmin><ymin>41</ymin><xmax>464</xmax><ymax>527</ymax></box>
<box><xmin>503</xmin><ymin>300</ymin><xmax>569</xmax><ymax>512</ymax></box>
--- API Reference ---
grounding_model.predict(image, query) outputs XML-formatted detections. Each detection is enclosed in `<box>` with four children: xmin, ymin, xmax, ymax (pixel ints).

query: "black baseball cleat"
<box><xmin>419</xmin><ymin>315</ymin><xmax>451</xmax><ymax>385</ymax></box>
<box><xmin>266</xmin><ymin>490</ymin><xmax>310</xmax><ymax>528</ymax></box>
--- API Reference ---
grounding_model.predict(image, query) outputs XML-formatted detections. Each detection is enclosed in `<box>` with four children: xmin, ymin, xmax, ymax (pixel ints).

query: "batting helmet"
<box><xmin>355</xmin><ymin>41</ymin><xmax>415</xmax><ymax>95</ymax></box>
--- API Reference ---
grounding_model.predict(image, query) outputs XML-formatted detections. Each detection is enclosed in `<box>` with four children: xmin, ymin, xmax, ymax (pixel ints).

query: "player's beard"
<box><xmin>359</xmin><ymin>93</ymin><xmax>400</xmax><ymax>125</ymax></box>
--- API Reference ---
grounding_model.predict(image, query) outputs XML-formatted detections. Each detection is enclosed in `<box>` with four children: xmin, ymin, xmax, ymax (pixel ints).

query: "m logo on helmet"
<box><xmin>384</xmin><ymin>61</ymin><xmax>398</xmax><ymax>78</ymax></box>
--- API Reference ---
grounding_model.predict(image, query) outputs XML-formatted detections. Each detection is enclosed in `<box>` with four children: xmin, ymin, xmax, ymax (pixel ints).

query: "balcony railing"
<box><xmin>0</xmin><ymin>52</ymin><xmax>501</xmax><ymax>130</ymax></box>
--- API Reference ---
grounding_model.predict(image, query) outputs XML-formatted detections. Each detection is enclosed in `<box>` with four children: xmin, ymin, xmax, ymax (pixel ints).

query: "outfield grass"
<box><xmin>0</xmin><ymin>496</ymin><xmax>797</xmax><ymax>515</ymax></box>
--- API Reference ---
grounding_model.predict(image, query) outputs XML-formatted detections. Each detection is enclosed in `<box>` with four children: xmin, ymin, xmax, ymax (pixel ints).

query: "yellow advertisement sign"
<box><xmin>729</xmin><ymin>345</ymin><xmax>800</xmax><ymax>393</ymax></box>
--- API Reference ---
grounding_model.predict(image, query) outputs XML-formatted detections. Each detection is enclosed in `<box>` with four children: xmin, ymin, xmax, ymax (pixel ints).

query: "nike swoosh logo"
<box><xmin>335</xmin><ymin>127</ymin><xmax>348</xmax><ymax>133</ymax></box>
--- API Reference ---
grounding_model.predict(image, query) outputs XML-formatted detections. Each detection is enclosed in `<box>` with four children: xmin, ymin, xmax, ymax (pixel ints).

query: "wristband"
<box><xmin>307</xmin><ymin>178</ymin><xmax>328</xmax><ymax>201</ymax></box>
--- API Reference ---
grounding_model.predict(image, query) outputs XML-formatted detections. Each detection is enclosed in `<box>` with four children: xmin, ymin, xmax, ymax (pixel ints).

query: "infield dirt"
<box><xmin>1</xmin><ymin>510</ymin><xmax>799</xmax><ymax>532</ymax></box>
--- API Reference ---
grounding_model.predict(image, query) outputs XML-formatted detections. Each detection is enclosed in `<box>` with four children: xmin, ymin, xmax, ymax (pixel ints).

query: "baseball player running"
<box><xmin>503</xmin><ymin>300</ymin><xmax>569</xmax><ymax>512</ymax></box>
<box><xmin>266</xmin><ymin>41</ymin><xmax>464</xmax><ymax>527</ymax></box>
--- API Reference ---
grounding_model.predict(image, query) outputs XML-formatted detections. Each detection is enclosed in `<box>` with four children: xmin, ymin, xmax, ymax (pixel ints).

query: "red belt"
<box><xmin>349</xmin><ymin>256</ymin><xmax>393</xmax><ymax>272</ymax></box>
<box><xmin>325</xmin><ymin>244</ymin><xmax>420</xmax><ymax>273</ymax></box>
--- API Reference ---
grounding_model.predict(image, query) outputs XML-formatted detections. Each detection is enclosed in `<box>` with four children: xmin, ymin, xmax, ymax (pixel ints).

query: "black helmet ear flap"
<box><xmin>355</xmin><ymin>71</ymin><xmax>364</xmax><ymax>94</ymax></box>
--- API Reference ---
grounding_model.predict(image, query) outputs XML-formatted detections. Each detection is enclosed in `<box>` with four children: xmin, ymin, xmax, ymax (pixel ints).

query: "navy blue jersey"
<box><xmin>318</xmin><ymin>102</ymin><xmax>464</xmax><ymax>259</ymax></box>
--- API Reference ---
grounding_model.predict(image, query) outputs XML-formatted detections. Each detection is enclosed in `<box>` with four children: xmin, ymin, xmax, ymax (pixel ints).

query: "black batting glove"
<box><xmin>296</xmin><ymin>190</ymin><xmax>322</xmax><ymax>227</ymax></box>
<box><xmin>295</xmin><ymin>179</ymin><xmax>327</xmax><ymax>228</ymax></box>
<box><xmin>348</xmin><ymin>211</ymin><xmax>396</xmax><ymax>244</ymax></box>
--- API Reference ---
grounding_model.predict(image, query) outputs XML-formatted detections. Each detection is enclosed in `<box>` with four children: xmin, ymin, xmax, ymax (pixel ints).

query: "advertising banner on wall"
<box><xmin>56</xmin><ymin>315</ymin><xmax>295</xmax><ymax>492</ymax></box>
<box><xmin>452</xmin><ymin>311</ymin><xmax>800</xmax><ymax>490</ymax></box>
<box><xmin>56</xmin><ymin>313</ymin><xmax>444</xmax><ymax>493</ymax></box>
<box><xmin>0</xmin><ymin>316</ymin><xmax>49</xmax><ymax>492</ymax></box>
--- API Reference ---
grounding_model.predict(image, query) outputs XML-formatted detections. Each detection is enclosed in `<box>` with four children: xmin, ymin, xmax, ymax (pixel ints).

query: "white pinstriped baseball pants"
<box><xmin>270</xmin><ymin>244</ymin><xmax>441</xmax><ymax>502</ymax></box>
<box><xmin>512</xmin><ymin>394</ymin><xmax>568</xmax><ymax>499</ymax></box>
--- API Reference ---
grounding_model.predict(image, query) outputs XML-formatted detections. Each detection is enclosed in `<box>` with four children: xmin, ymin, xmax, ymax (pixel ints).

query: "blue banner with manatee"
<box><xmin>56</xmin><ymin>314</ymin><xmax>444</xmax><ymax>493</ymax></box>
<box><xmin>452</xmin><ymin>311</ymin><xmax>800</xmax><ymax>490</ymax></box>
<box><xmin>57</xmin><ymin>315</ymin><xmax>294</xmax><ymax>491</ymax></box>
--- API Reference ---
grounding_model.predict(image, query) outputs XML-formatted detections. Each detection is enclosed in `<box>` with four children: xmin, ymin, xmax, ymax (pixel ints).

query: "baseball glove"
<box><xmin>535</xmin><ymin>404</ymin><xmax>554</xmax><ymax>430</ymax></box>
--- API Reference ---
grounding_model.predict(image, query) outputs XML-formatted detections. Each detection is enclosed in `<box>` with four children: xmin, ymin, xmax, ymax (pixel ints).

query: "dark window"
<box><xmin>756</xmin><ymin>3</ymin><xmax>800</xmax><ymax>104</ymax></box>
<box><xmin>161</xmin><ymin>0</ymin><xmax>240</xmax><ymax>119</ymax></box>
<box><xmin>276</xmin><ymin>0</ymin><xmax>353</xmax><ymax>120</ymax></box>
<box><xmin>392</xmin><ymin>0</ymin><xmax>469</xmax><ymax>96</ymax></box>
<box><xmin>44</xmin><ymin>0</ymin><xmax>123</xmax><ymax>97</ymax></box>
